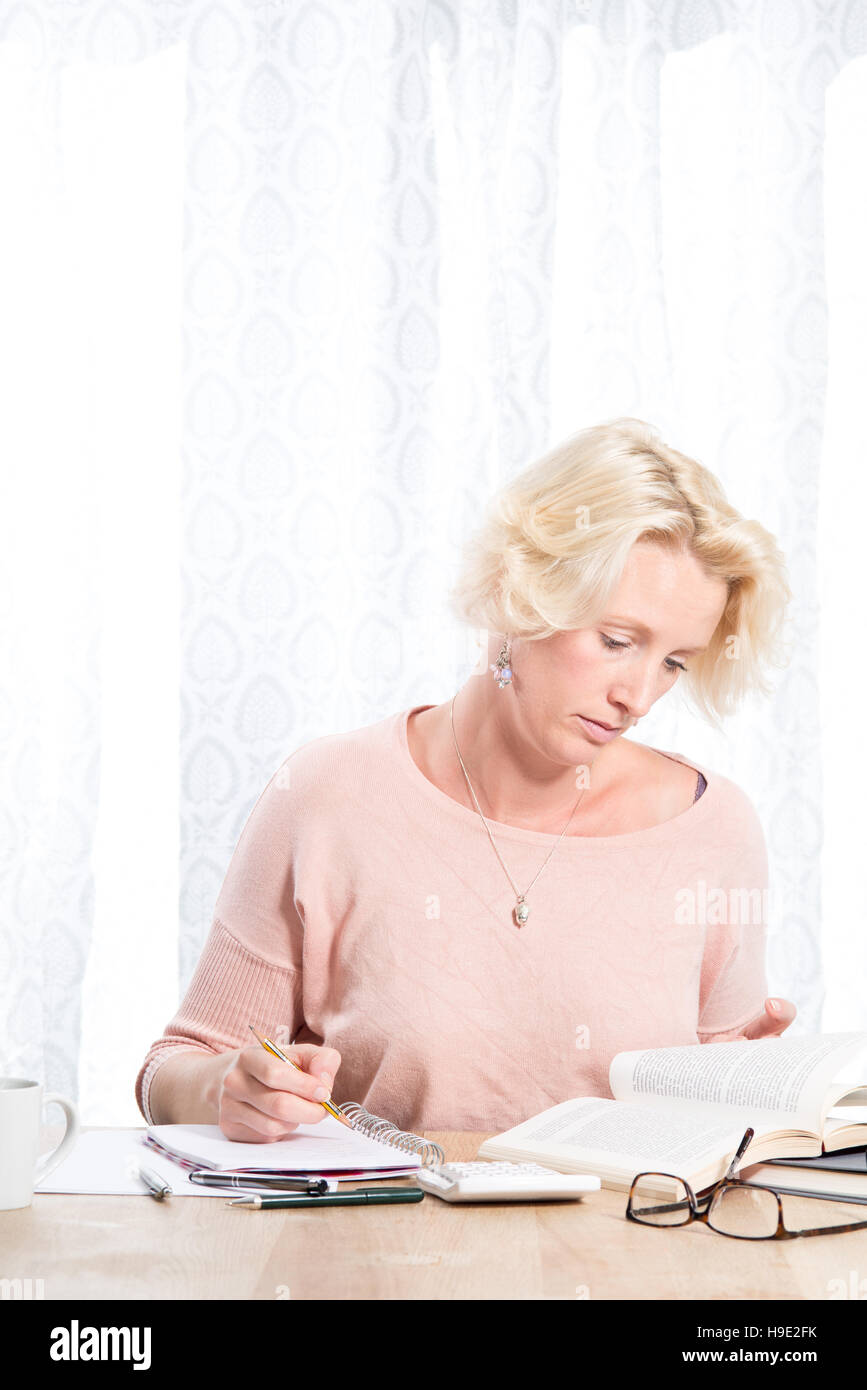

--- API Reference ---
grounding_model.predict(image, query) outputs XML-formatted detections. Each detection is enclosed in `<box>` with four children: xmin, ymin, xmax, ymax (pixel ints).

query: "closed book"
<box><xmin>739</xmin><ymin>1161</ymin><xmax>867</xmax><ymax>1201</ymax></box>
<box><xmin>764</xmin><ymin>1145</ymin><xmax>867</xmax><ymax>1174</ymax></box>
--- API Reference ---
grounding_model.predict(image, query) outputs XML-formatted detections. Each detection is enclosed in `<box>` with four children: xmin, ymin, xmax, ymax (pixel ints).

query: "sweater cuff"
<box><xmin>136</xmin><ymin>1045</ymin><xmax>215</xmax><ymax>1125</ymax></box>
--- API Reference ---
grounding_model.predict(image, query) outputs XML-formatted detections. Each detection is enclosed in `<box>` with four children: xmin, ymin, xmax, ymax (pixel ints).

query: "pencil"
<box><xmin>248</xmin><ymin>1024</ymin><xmax>354</xmax><ymax>1129</ymax></box>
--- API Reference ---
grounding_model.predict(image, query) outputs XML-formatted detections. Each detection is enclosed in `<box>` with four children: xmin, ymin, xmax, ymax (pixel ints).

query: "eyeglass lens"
<box><xmin>633</xmin><ymin>1174</ymin><xmax>867</xmax><ymax>1237</ymax></box>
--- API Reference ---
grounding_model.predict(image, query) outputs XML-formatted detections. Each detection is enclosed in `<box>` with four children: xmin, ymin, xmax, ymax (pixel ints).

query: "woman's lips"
<box><xmin>575</xmin><ymin>714</ymin><xmax>623</xmax><ymax>743</ymax></box>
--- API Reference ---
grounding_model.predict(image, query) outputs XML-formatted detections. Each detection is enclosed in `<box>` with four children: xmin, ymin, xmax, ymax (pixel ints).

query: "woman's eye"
<box><xmin>600</xmin><ymin>633</ymin><xmax>687</xmax><ymax>673</ymax></box>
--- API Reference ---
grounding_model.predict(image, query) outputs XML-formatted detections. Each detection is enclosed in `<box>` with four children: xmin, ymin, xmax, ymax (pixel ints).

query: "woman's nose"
<box><xmin>609</xmin><ymin>669</ymin><xmax>658</xmax><ymax>720</ymax></box>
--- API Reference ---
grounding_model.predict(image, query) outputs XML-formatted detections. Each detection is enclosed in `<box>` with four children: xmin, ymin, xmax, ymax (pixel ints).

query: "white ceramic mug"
<box><xmin>0</xmin><ymin>1078</ymin><xmax>79</xmax><ymax>1211</ymax></box>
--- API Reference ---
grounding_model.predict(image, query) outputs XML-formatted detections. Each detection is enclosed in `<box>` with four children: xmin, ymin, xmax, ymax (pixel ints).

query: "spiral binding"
<box><xmin>336</xmin><ymin>1101</ymin><xmax>445</xmax><ymax>1168</ymax></box>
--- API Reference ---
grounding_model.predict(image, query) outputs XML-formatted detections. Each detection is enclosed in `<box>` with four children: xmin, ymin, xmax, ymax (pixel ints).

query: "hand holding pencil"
<box><xmin>215</xmin><ymin>1026</ymin><xmax>346</xmax><ymax>1142</ymax></box>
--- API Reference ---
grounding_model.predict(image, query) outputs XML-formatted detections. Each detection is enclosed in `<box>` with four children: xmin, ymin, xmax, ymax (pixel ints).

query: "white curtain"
<box><xmin>1</xmin><ymin>0</ymin><xmax>864</xmax><ymax>1125</ymax></box>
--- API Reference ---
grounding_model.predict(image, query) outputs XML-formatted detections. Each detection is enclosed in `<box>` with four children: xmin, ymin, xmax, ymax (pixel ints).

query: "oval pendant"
<box><xmin>514</xmin><ymin>899</ymin><xmax>530</xmax><ymax>926</ymax></box>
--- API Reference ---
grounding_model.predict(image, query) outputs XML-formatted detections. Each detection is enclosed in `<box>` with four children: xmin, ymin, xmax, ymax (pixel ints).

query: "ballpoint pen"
<box><xmin>227</xmin><ymin>1188</ymin><xmax>426</xmax><ymax>1209</ymax></box>
<box><xmin>136</xmin><ymin>1164</ymin><xmax>172</xmax><ymax>1201</ymax></box>
<box><xmin>189</xmin><ymin>1171</ymin><xmax>329</xmax><ymax>1195</ymax></box>
<box><xmin>248</xmin><ymin>1023</ymin><xmax>354</xmax><ymax>1129</ymax></box>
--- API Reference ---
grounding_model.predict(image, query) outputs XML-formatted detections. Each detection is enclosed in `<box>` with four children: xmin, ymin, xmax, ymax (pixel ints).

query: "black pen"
<box><xmin>228</xmin><ymin>1188</ymin><xmax>425</xmax><ymax>1209</ymax></box>
<box><xmin>189</xmin><ymin>1171</ymin><xmax>329</xmax><ymax>1195</ymax></box>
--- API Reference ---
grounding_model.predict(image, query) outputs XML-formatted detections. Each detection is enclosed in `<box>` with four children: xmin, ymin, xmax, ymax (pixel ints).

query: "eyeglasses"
<box><xmin>626</xmin><ymin>1127</ymin><xmax>867</xmax><ymax>1240</ymax></box>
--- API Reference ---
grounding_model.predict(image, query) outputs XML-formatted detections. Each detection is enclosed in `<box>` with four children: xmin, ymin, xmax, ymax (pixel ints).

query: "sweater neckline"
<box><xmin>395</xmin><ymin>703</ymin><xmax>717</xmax><ymax>849</ymax></box>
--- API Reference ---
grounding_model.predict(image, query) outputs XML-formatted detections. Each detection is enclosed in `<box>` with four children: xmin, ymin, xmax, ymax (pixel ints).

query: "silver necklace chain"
<box><xmin>449</xmin><ymin>693</ymin><xmax>587</xmax><ymax>926</ymax></box>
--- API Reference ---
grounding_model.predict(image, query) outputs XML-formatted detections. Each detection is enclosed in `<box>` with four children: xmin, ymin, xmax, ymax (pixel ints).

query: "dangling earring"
<box><xmin>490</xmin><ymin>636</ymin><xmax>513</xmax><ymax>689</ymax></box>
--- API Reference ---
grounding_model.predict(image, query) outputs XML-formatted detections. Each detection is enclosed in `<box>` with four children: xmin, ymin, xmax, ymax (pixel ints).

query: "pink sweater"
<box><xmin>135</xmin><ymin>704</ymin><xmax>768</xmax><ymax>1132</ymax></box>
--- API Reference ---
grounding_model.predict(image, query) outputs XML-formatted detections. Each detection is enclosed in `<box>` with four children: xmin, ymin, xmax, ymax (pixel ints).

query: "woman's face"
<box><xmin>509</xmin><ymin>541</ymin><xmax>729</xmax><ymax>760</ymax></box>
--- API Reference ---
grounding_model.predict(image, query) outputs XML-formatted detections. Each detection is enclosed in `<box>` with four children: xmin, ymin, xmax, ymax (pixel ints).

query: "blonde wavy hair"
<box><xmin>448</xmin><ymin>418</ymin><xmax>792</xmax><ymax>726</ymax></box>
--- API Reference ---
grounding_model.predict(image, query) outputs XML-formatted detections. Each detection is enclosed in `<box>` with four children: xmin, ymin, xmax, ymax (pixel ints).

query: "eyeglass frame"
<box><xmin>626</xmin><ymin>1126</ymin><xmax>867</xmax><ymax>1240</ymax></box>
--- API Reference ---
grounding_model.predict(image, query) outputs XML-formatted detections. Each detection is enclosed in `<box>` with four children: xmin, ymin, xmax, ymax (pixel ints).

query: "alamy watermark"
<box><xmin>674</xmin><ymin>880</ymin><xmax>770</xmax><ymax>926</ymax></box>
<box><xmin>1</xmin><ymin>1277</ymin><xmax>45</xmax><ymax>1300</ymax></box>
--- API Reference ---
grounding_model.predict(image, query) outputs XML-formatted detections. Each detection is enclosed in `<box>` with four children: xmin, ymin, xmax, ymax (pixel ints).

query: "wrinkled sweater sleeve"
<box><xmin>695</xmin><ymin>782</ymin><xmax>769</xmax><ymax>1043</ymax></box>
<box><xmin>134</xmin><ymin>755</ymin><xmax>304</xmax><ymax>1124</ymax></box>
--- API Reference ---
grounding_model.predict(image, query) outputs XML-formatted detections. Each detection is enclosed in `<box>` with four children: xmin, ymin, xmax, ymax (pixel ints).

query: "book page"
<box><xmin>824</xmin><ymin>1104</ymin><xmax>867</xmax><ymax>1142</ymax></box>
<box><xmin>827</xmin><ymin>1105</ymin><xmax>867</xmax><ymax>1124</ymax></box>
<box><xmin>480</xmin><ymin>1095</ymin><xmax>778</xmax><ymax>1184</ymax></box>
<box><xmin>499</xmin><ymin>1097</ymin><xmax>749</xmax><ymax>1172</ymax></box>
<box><xmin>609</xmin><ymin>1032</ymin><xmax>867</xmax><ymax>1133</ymax></box>
<box><xmin>833</xmin><ymin>1087</ymin><xmax>867</xmax><ymax>1107</ymax></box>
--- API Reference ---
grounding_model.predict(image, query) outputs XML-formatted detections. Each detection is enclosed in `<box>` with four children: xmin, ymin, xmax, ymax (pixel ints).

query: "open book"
<box><xmin>478</xmin><ymin>1032</ymin><xmax>867</xmax><ymax>1194</ymax></box>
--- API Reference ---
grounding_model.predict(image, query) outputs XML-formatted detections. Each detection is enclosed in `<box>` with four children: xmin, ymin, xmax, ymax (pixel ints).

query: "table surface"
<box><xmin>5</xmin><ymin>1127</ymin><xmax>866</xmax><ymax>1300</ymax></box>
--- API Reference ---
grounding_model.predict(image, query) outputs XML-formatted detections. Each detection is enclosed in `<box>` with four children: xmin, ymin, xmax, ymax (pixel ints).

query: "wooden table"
<box><xmin>4</xmin><ymin>1128</ymin><xmax>866</xmax><ymax>1300</ymax></box>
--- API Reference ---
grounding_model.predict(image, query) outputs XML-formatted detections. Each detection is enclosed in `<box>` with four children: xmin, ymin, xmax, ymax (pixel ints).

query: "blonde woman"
<box><xmin>136</xmin><ymin>418</ymin><xmax>796</xmax><ymax>1140</ymax></box>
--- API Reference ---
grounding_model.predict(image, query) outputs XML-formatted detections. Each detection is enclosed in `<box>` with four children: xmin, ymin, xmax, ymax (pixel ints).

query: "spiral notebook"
<box><xmin>145</xmin><ymin>1105</ymin><xmax>444</xmax><ymax>1179</ymax></box>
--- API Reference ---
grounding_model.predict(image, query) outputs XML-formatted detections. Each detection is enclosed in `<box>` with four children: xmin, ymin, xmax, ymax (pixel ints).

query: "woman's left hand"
<box><xmin>739</xmin><ymin>997</ymin><xmax>797</xmax><ymax>1040</ymax></box>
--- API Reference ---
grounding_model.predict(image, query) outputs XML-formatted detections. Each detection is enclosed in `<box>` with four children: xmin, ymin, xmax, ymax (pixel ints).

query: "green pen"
<box><xmin>227</xmin><ymin>1187</ymin><xmax>425</xmax><ymax>1209</ymax></box>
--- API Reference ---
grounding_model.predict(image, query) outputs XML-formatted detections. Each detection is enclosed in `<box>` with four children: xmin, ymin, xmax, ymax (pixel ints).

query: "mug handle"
<box><xmin>34</xmin><ymin>1093</ymin><xmax>80</xmax><ymax>1183</ymax></box>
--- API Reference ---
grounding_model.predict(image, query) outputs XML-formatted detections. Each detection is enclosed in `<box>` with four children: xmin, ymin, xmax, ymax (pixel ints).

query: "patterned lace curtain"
<box><xmin>1</xmin><ymin>0</ymin><xmax>864</xmax><ymax>1123</ymax></box>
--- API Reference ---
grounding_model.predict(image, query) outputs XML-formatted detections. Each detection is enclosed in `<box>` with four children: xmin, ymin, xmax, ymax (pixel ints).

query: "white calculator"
<box><xmin>416</xmin><ymin>1160</ymin><xmax>601</xmax><ymax>1203</ymax></box>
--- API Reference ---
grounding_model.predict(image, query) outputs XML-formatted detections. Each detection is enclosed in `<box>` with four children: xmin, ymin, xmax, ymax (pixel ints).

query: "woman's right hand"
<box><xmin>217</xmin><ymin>1042</ymin><xmax>343</xmax><ymax>1142</ymax></box>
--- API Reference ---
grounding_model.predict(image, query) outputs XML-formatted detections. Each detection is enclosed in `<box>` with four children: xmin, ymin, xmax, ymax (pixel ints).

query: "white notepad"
<box><xmin>146</xmin><ymin>1120</ymin><xmax>425</xmax><ymax>1174</ymax></box>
